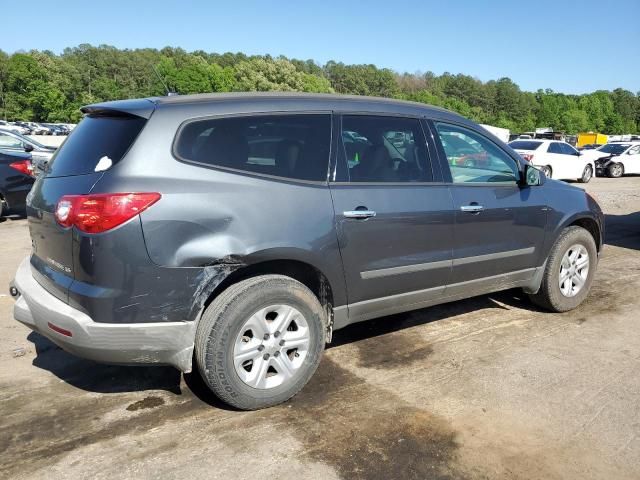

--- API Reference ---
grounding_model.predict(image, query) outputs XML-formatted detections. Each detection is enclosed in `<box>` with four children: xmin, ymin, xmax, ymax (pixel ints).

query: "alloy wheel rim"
<box><xmin>583</xmin><ymin>166</ymin><xmax>592</xmax><ymax>181</ymax></box>
<box><xmin>233</xmin><ymin>304</ymin><xmax>310</xmax><ymax>389</ymax></box>
<box><xmin>558</xmin><ymin>244</ymin><xmax>589</xmax><ymax>297</ymax></box>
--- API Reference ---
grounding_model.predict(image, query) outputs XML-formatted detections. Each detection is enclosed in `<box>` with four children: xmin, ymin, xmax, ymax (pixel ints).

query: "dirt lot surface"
<box><xmin>1</xmin><ymin>177</ymin><xmax>639</xmax><ymax>480</ymax></box>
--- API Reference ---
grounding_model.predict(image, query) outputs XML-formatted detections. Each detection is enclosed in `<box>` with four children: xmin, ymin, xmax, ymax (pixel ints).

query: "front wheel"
<box><xmin>579</xmin><ymin>164</ymin><xmax>593</xmax><ymax>183</ymax></box>
<box><xmin>607</xmin><ymin>163</ymin><xmax>624</xmax><ymax>178</ymax></box>
<box><xmin>195</xmin><ymin>275</ymin><xmax>326</xmax><ymax>410</ymax></box>
<box><xmin>528</xmin><ymin>226</ymin><xmax>597</xmax><ymax>312</ymax></box>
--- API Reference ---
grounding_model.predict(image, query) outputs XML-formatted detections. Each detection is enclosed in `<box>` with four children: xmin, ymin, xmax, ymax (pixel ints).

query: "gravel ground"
<box><xmin>1</xmin><ymin>176</ymin><xmax>639</xmax><ymax>480</ymax></box>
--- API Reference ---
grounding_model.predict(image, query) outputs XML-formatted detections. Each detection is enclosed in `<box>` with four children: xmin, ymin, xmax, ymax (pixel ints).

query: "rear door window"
<box><xmin>559</xmin><ymin>143</ymin><xmax>577</xmax><ymax>155</ymax></box>
<box><xmin>339</xmin><ymin>115</ymin><xmax>433</xmax><ymax>182</ymax></box>
<box><xmin>175</xmin><ymin>114</ymin><xmax>331</xmax><ymax>182</ymax></box>
<box><xmin>46</xmin><ymin>115</ymin><xmax>146</xmax><ymax>177</ymax></box>
<box><xmin>548</xmin><ymin>142</ymin><xmax>563</xmax><ymax>154</ymax></box>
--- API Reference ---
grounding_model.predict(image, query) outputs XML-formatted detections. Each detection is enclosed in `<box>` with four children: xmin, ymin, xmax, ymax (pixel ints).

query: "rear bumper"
<box><xmin>11</xmin><ymin>256</ymin><xmax>196</xmax><ymax>372</ymax></box>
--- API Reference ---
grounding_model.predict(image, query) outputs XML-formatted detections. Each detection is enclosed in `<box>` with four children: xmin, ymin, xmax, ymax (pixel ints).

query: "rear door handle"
<box><xmin>344</xmin><ymin>210</ymin><xmax>377</xmax><ymax>219</ymax></box>
<box><xmin>460</xmin><ymin>204</ymin><xmax>484</xmax><ymax>213</ymax></box>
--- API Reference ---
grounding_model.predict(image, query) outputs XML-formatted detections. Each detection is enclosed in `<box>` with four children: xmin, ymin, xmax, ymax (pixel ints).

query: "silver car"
<box><xmin>0</xmin><ymin>129</ymin><xmax>57</xmax><ymax>167</ymax></box>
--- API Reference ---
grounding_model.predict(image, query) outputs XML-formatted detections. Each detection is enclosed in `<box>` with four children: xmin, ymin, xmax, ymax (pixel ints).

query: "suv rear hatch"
<box><xmin>27</xmin><ymin>111</ymin><xmax>149</xmax><ymax>302</ymax></box>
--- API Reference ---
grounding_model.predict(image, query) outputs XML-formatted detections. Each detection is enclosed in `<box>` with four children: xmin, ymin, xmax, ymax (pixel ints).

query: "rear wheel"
<box><xmin>540</xmin><ymin>165</ymin><xmax>552</xmax><ymax>178</ymax></box>
<box><xmin>195</xmin><ymin>275</ymin><xmax>326</xmax><ymax>410</ymax></box>
<box><xmin>579</xmin><ymin>164</ymin><xmax>593</xmax><ymax>183</ymax></box>
<box><xmin>528</xmin><ymin>226</ymin><xmax>597</xmax><ymax>312</ymax></box>
<box><xmin>607</xmin><ymin>163</ymin><xmax>624</xmax><ymax>178</ymax></box>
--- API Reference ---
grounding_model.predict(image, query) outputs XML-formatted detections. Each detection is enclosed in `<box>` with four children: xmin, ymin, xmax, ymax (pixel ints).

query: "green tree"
<box><xmin>324</xmin><ymin>62</ymin><xmax>397</xmax><ymax>97</ymax></box>
<box><xmin>0</xmin><ymin>43</ymin><xmax>636</xmax><ymax>134</ymax></box>
<box><xmin>235</xmin><ymin>58</ymin><xmax>309</xmax><ymax>92</ymax></box>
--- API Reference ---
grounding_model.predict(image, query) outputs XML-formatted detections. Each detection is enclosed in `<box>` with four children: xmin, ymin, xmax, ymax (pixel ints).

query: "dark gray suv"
<box><xmin>11</xmin><ymin>93</ymin><xmax>604</xmax><ymax>410</ymax></box>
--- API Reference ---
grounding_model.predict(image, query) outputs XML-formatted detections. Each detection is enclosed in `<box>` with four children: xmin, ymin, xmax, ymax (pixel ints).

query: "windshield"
<box><xmin>509</xmin><ymin>140</ymin><xmax>543</xmax><ymax>151</ymax></box>
<box><xmin>597</xmin><ymin>144</ymin><xmax>631</xmax><ymax>155</ymax></box>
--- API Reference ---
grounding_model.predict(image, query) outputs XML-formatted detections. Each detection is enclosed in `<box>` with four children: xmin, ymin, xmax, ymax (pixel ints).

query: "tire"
<box><xmin>541</xmin><ymin>165</ymin><xmax>552</xmax><ymax>178</ymax></box>
<box><xmin>579</xmin><ymin>164</ymin><xmax>592</xmax><ymax>183</ymax></box>
<box><xmin>195</xmin><ymin>275</ymin><xmax>326</xmax><ymax>410</ymax></box>
<box><xmin>528</xmin><ymin>226</ymin><xmax>597</xmax><ymax>312</ymax></box>
<box><xmin>607</xmin><ymin>163</ymin><xmax>623</xmax><ymax>178</ymax></box>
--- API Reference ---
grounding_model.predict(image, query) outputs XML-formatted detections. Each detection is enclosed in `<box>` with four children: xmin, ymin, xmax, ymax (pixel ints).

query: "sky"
<box><xmin>1</xmin><ymin>0</ymin><xmax>638</xmax><ymax>94</ymax></box>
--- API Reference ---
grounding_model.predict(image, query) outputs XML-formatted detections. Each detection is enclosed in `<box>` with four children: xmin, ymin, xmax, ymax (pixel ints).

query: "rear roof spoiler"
<box><xmin>80</xmin><ymin>98</ymin><xmax>157</xmax><ymax>119</ymax></box>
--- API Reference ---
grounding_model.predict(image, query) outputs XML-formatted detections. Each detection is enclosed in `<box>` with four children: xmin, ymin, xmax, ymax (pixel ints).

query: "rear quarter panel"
<box><xmin>92</xmin><ymin>104</ymin><xmax>347</xmax><ymax>308</ymax></box>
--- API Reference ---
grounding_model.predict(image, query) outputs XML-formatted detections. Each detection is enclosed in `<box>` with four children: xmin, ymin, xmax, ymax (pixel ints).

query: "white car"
<box><xmin>508</xmin><ymin>139</ymin><xmax>594</xmax><ymax>183</ymax></box>
<box><xmin>0</xmin><ymin>120</ymin><xmax>29</xmax><ymax>135</ymax></box>
<box><xmin>0</xmin><ymin>129</ymin><xmax>57</xmax><ymax>164</ymax></box>
<box><xmin>592</xmin><ymin>142</ymin><xmax>640</xmax><ymax>177</ymax></box>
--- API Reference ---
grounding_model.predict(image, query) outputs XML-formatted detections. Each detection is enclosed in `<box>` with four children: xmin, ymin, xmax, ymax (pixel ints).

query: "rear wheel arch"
<box><xmin>200</xmin><ymin>259</ymin><xmax>336</xmax><ymax>321</ymax></box>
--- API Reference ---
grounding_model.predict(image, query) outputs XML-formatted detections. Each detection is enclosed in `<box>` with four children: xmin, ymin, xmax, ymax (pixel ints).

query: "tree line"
<box><xmin>0</xmin><ymin>44</ymin><xmax>638</xmax><ymax>134</ymax></box>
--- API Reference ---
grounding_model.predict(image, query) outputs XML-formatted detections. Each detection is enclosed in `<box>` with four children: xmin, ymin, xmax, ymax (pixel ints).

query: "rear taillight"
<box><xmin>521</xmin><ymin>153</ymin><xmax>534</xmax><ymax>163</ymax></box>
<box><xmin>55</xmin><ymin>192</ymin><xmax>161</xmax><ymax>234</ymax></box>
<box><xmin>9</xmin><ymin>159</ymin><xmax>34</xmax><ymax>177</ymax></box>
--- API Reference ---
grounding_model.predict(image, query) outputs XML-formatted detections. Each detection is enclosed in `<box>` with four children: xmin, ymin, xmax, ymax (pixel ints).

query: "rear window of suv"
<box><xmin>46</xmin><ymin>115</ymin><xmax>146</xmax><ymax>177</ymax></box>
<box><xmin>509</xmin><ymin>140</ymin><xmax>542</xmax><ymax>151</ymax></box>
<box><xmin>174</xmin><ymin>114</ymin><xmax>331</xmax><ymax>182</ymax></box>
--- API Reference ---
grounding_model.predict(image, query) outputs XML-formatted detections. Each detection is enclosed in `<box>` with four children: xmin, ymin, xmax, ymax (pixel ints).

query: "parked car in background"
<box><xmin>509</xmin><ymin>139</ymin><xmax>594</xmax><ymax>183</ymax></box>
<box><xmin>0</xmin><ymin>129</ymin><xmax>57</xmax><ymax>165</ymax></box>
<box><xmin>12</xmin><ymin>122</ymin><xmax>34</xmax><ymax>135</ymax></box>
<box><xmin>593</xmin><ymin>142</ymin><xmax>640</xmax><ymax>177</ymax></box>
<box><xmin>43</xmin><ymin>123</ymin><xmax>69</xmax><ymax>135</ymax></box>
<box><xmin>0</xmin><ymin>121</ymin><xmax>29</xmax><ymax>135</ymax></box>
<box><xmin>440</xmin><ymin>131</ymin><xmax>491</xmax><ymax>167</ymax></box>
<box><xmin>582</xmin><ymin>141</ymin><xmax>639</xmax><ymax>161</ymax></box>
<box><xmin>0</xmin><ymin>149</ymin><xmax>35</xmax><ymax>217</ymax></box>
<box><xmin>14</xmin><ymin>122</ymin><xmax>47</xmax><ymax>135</ymax></box>
<box><xmin>11</xmin><ymin>93</ymin><xmax>603</xmax><ymax>410</ymax></box>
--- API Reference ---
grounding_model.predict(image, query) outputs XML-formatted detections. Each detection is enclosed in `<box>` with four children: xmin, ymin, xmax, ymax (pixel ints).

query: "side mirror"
<box><xmin>24</xmin><ymin>144</ymin><xmax>34</xmax><ymax>153</ymax></box>
<box><xmin>522</xmin><ymin>164</ymin><xmax>542</xmax><ymax>186</ymax></box>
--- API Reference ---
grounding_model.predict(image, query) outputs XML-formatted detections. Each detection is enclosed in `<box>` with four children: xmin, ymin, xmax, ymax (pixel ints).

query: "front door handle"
<box><xmin>460</xmin><ymin>204</ymin><xmax>484</xmax><ymax>213</ymax></box>
<box><xmin>344</xmin><ymin>210</ymin><xmax>377</xmax><ymax>219</ymax></box>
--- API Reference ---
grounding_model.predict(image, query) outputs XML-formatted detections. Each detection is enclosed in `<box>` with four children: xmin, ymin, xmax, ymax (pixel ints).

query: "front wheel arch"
<box><xmin>527</xmin><ymin>225</ymin><xmax>597</xmax><ymax>312</ymax></box>
<box><xmin>526</xmin><ymin>215</ymin><xmax>602</xmax><ymax>296</ymax></box>
<box><xmin>579</xmin><ymin>164</ymin><xmax>593</xmax><ymax>183</ymax></box>
<box><xmin>569</xmin><ymin>217</ymin><xmax>601</xmax><ymax>253</ymax></box>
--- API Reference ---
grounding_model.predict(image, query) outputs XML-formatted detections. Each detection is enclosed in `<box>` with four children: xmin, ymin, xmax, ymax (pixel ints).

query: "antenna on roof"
<box><xmin>152</xmin><ymin>65</ymin><xmax>178</xmax><ymax>96</ymax></box>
